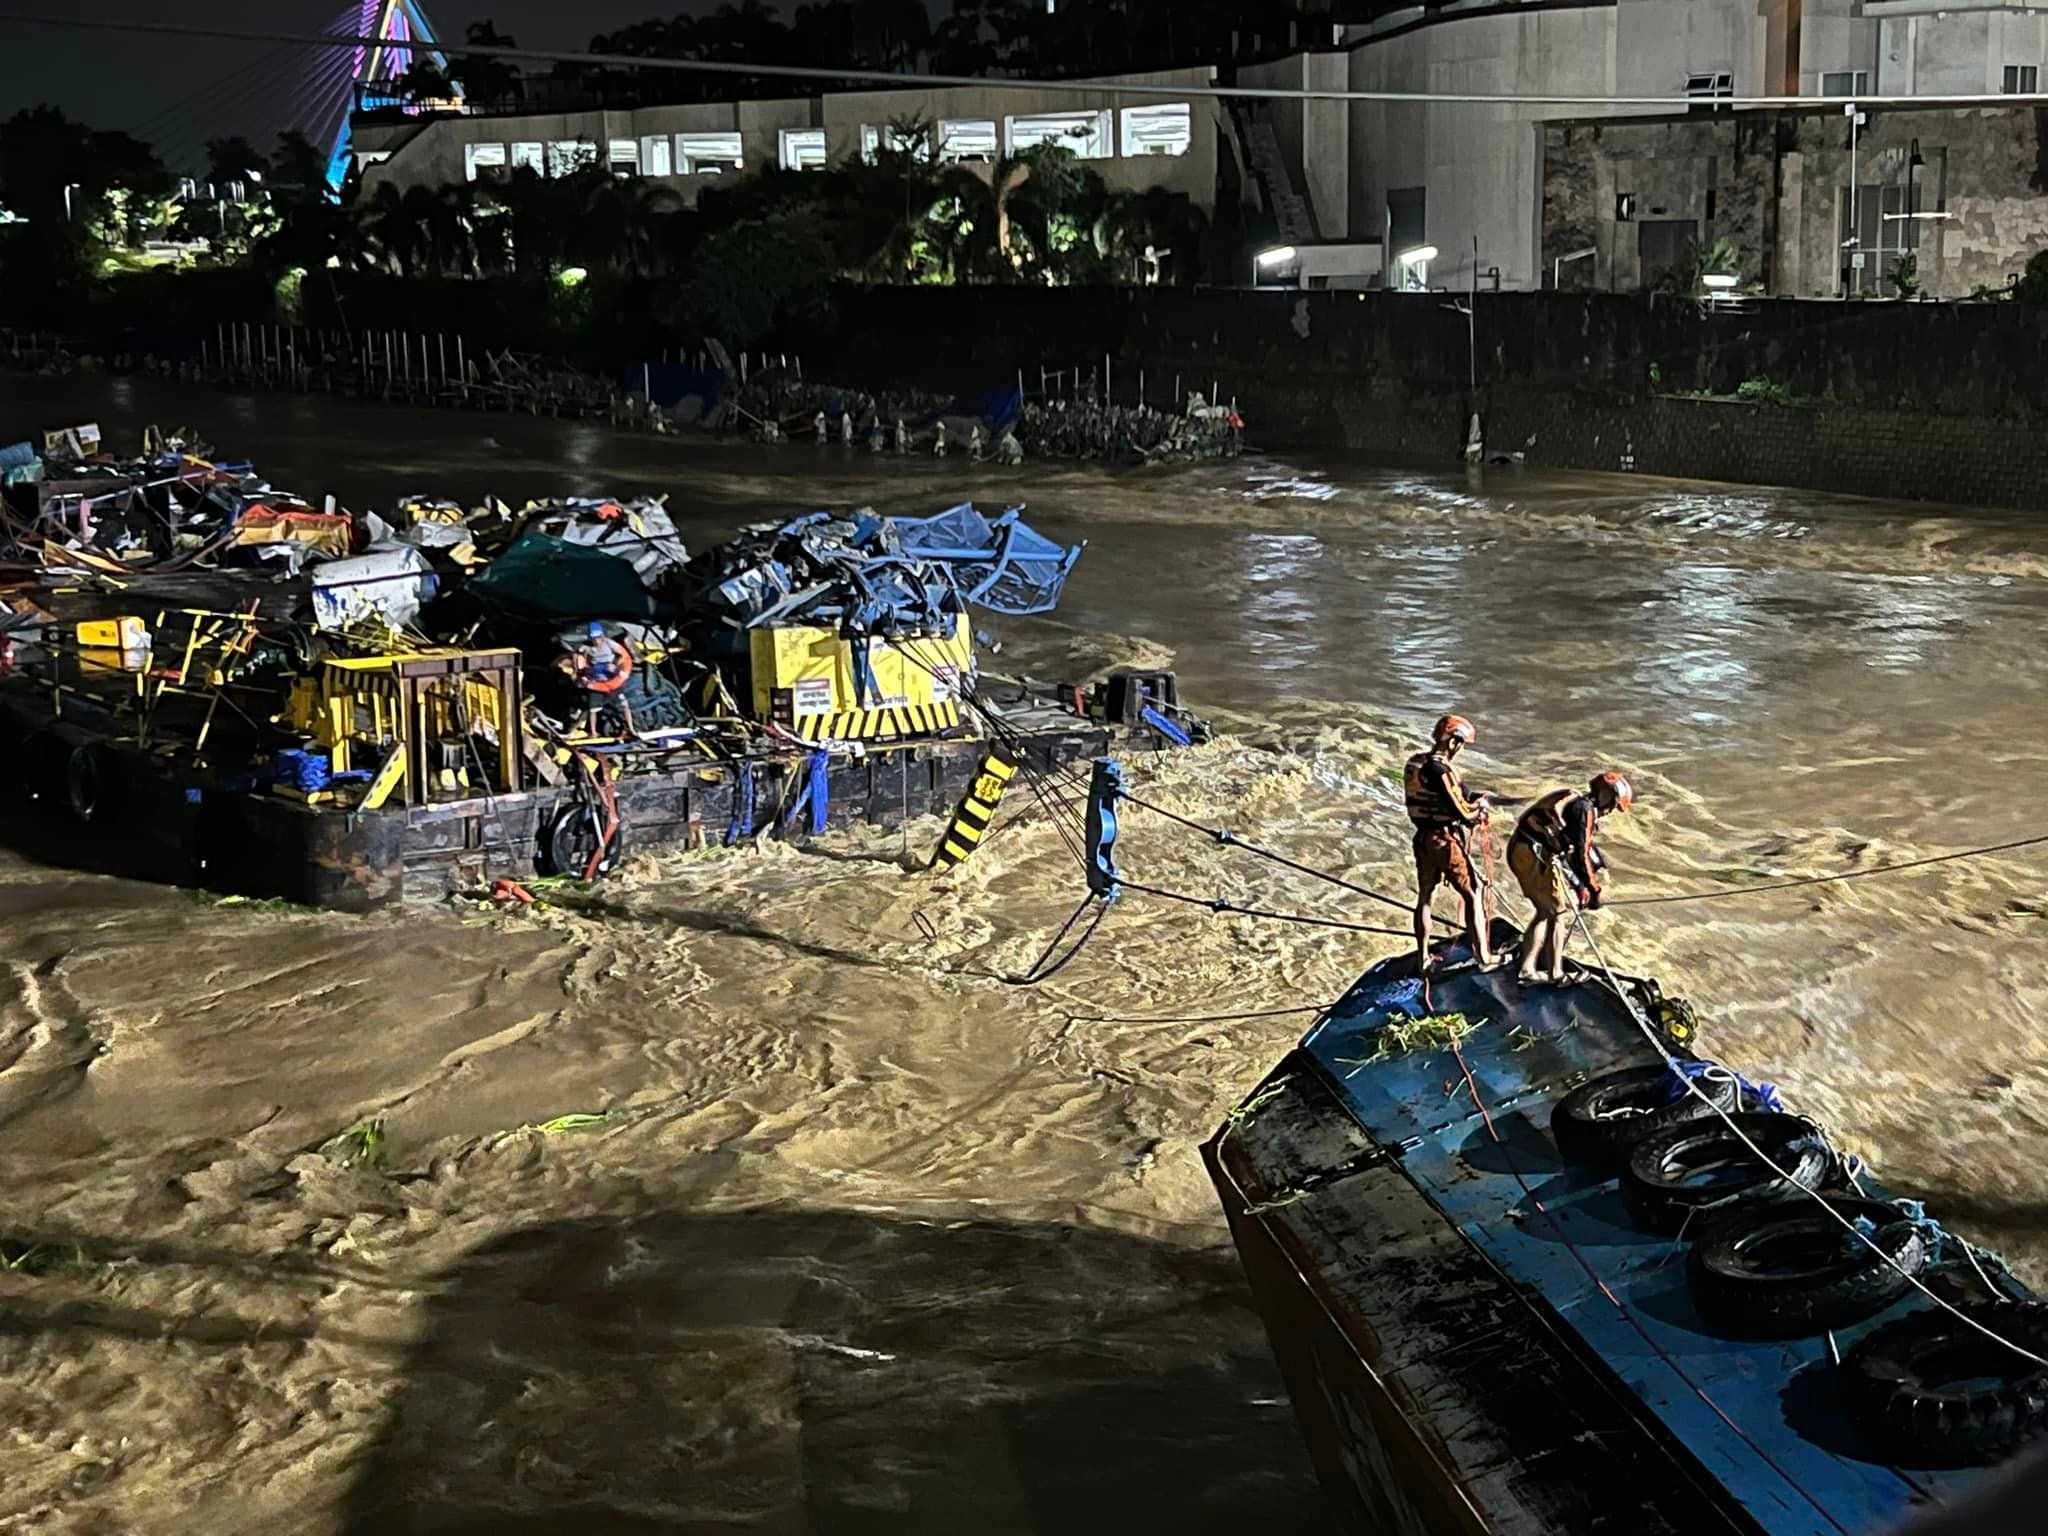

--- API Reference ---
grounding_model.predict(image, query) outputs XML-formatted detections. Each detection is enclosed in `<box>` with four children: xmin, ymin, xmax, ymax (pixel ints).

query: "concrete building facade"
<box><xmin>344</xmin><ymin>6</ymin><xmax>2048</xmax><ymax>295</ymax></box>
<box><xmin>1333</xmin><ymin>0</ymin><xmax>2048</xmax><ymax>295</ymax></box>
<box><xmin>349</xmin><ymin>66</ymin><xmax>1221</xmax><ymax>216</ymax></box>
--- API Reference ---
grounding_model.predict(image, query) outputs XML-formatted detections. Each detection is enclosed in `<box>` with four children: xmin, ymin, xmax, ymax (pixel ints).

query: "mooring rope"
<box><xmin>1608</xmin><ymin>831</ymin><xmax>2048</xmax><ymax>906</ymax></box>
<box><xmin>1561</xmin><ymin>883</ymin><xmax>2048</xmax><ymax>1370</ymax></box>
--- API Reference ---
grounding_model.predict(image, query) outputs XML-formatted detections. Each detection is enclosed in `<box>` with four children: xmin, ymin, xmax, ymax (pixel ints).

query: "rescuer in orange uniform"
<box><xmin>1404</xmin><ymin>714</ymin><xmax>1495</xmax><ymax>972</ymax></box>
<box><xmin>1508</xmin><ymin>769</ymin><xmax>1634</xmax><ymax>984</ymax></box>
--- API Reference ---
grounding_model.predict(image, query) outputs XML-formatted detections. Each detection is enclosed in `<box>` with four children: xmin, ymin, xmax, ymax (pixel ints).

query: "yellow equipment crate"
<box><xmin>75</xmin><ymin>616</ymin><xmax>152</xmax><ymax>675</ymax></box>
<box><xmin>748</xmin><ymin>618</ymin><xmax>971</xmax><ymax>742</ymax></box>
<box><xmin>279</xmin><ymin>647</ymin><xmax>523</xmax><ymax>805</ymax></box>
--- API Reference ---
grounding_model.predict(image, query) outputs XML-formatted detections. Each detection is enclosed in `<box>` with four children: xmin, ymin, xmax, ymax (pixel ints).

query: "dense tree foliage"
<box><xmin>573</xmin><ymin>0</ymin><xmax>1322</xmax><ymax>96</ymax></box>
<box><xmin>0</xmin><ymin>106</ymin><xmax>168</xmax><ymax>225</ymax></box>
<box><xmin>1</xmin><ymin>2</ymin><xmax>1254</xmax><ymax>348</ymax></box>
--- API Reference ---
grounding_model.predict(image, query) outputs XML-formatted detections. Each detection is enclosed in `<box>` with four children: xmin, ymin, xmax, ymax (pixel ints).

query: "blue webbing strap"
<box><xmin>1086</xmin><ymin>757</ymin><xmax>1124</xmax><ymax>902</ymax></box>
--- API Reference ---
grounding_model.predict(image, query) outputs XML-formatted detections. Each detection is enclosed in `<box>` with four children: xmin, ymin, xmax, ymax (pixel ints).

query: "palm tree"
<box><xmin>1093</xmin><ymin>186</ymin><xmax>1208</xmax><ymax>284</ymax></box>
<box><xmin>358</xmin><ymin>183</ymin><xmax>428</xmax><ymax>275</ymax></box>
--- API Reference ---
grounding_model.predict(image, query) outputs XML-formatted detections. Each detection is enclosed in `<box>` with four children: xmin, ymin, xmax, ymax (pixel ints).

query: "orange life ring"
<box><xmin>583</xmin><ymin>641</ymin><xmax>633</xmax><ymax>695</ymax></box>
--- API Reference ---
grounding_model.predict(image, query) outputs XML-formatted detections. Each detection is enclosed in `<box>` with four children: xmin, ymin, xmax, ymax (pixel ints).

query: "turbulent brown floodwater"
<box><xmin>3</xmin><ymin>376</ymin><xmax>2047</xmax><ymax>1533</ymax></box>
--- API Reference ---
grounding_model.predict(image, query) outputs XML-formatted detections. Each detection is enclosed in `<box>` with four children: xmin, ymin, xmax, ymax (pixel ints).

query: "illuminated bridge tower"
<box><xmin>322</xmin><ymin>0</ymin><xmax>452</xmax><ymax>191</ymax></box>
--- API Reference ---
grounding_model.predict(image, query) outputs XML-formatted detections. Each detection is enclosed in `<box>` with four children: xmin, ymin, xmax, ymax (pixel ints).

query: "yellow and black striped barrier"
<box><xmin>793</xmin><ymin>700</ymin><xmax>962</xmax><ymax>742</ymax></box>
<box><xmin>931</xmin><ymin>747</ymin><xmax>1019</xmax><ymax>871</ymax></box>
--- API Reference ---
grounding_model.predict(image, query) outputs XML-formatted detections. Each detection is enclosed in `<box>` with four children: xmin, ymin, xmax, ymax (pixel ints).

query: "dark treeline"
<box><xmin>422</xmin><ymin>1</ymin><xmax>1334</xmax><ymax>109</ymax></box>
<box><xmin>0</xmin><ymin>3</ymin><xmax>1313</xmax><ymax>367</ymax></box>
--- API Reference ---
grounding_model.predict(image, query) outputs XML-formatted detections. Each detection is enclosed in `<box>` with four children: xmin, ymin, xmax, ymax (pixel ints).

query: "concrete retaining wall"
<box><xmin>822</xmin><ymin>287</ymin><xmax>2048</xmax><ymax>510</ymax></box>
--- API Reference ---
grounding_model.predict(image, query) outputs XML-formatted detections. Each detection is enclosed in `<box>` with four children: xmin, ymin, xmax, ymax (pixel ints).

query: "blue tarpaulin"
<box><xmin>962</xmin><ymin>384</ymin><xmax>1024</xmax><ymax>436</ymax></box>
<box><xmin>624</xmin><ymin>364</ymin><xmax>725</xmax><ymax>411</ymax></box>
<box><xmin>891</xmin><ymin>503</ymin><xmax>1082</xmax><ymax>616</ymax></box>
<box><xmin>686</xmin><ymin>503</ymin><xmax>1082</xmax><ymax>636</ymax></box>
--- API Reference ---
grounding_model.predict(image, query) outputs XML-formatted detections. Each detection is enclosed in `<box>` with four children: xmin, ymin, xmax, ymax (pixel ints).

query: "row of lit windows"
<box><xmin>459</xmin><ymin>105</ymin><xmax>1193</xmax><ymax>183</ymax></box>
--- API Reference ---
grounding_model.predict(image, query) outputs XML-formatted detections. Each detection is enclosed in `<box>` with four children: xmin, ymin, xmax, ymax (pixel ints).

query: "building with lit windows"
<box><xmin>348</xmin><ymin>65</ymin><xmax>1221</xmax><ymax>218</ymax></box>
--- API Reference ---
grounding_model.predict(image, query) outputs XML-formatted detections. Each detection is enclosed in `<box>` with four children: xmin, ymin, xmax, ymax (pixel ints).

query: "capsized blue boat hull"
<box><xmin>1206</xmin><ymin>920</ymin><xmax>2008</xmax><ymax>1534</ymax></box>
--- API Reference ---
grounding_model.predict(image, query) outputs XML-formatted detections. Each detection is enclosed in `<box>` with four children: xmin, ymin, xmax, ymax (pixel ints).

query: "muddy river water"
<box><xmin>2</xmin><ymin>376</ymin><xmax>2046</xmax><ymax>1532</ymax></box>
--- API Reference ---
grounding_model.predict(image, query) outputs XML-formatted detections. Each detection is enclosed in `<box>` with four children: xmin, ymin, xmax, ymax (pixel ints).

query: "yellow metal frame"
<box><xmin>278</xmin><ymin>647</ymin><xmax>523</xmax><ymax>807</ymax></box>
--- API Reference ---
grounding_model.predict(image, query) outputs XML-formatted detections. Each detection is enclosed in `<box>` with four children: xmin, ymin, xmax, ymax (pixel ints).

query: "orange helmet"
<box><xmin>1432</xmin><ymin>714</ymin><xmax>1476</xmax><ymax>747</ymax></box>
<box><xmin>1592</xmin><ymin>770</ymin><xmax>1634</xmax><ymax>811</ymax></box>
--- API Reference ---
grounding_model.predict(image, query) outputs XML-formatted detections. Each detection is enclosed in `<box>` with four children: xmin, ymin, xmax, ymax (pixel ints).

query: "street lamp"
<box><xmin>1395</xmin><ymin>244</ymin><xmax>1437</xmax><ymax>290</ymax></box>
<box><xmin>1844</xmin><ymin>100</ymin><xmax>1868</xmax><ymax>295</ymax></box>
<box><xmin>1253</xmin><ymin>245</ymin><xmax>1297</xmax><ymax>287</ymax></box>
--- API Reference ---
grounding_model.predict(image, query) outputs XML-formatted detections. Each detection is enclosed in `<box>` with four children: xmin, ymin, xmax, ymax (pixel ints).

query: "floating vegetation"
<box><xmin>198</xmin><ymin>893</ymin><xmax>319</xmax><ymax>914</ymax></box>
<box><xmin>321</xmin><ymin>1116</ymin><xmax>387</xmax><ymax>1169</ymax></box>
<box><xmin>532</xmin><ymin>1112</ymin><xmax>609</xmax><ymax>1136</ymax></box>
<box><xmin>1370</xmin><ymin>1011</ymin><xmax>1477</xmax><ymax>1059</ymax></box>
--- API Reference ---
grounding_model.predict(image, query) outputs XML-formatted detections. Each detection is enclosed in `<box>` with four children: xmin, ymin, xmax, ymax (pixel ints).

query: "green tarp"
<box><xmin>468</xmin><ymin>530</ymin><xmax>657</xmax><ymax>621</ymax></box>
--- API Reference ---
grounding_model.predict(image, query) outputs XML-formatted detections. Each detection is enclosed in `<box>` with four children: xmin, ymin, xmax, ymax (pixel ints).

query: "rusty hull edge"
<box><xmin>1202</xmin><ymin>1074</ymin><xmax>1492</xmax><ymax>1536</ymax></box>
<box><xmin>1203</xmin><ymin>1053</ymin><xmax>1756</xmax><ymax>1536</ymax></box>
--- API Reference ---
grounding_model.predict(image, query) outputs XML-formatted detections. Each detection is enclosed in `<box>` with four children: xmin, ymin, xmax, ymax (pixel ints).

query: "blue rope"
<box><xmin>780</xmin><ymin>751</ymin><xmax>831</xmax><ymax>836</ymax></box>
<box><xmin>725</xmin><ymin>763</ymin><xmax>756</xmax><ymax>846</ymax></box>
<box><xmin>1664</xmin><ymin>1057</ymin><xmax>1783</xmax><ymax>1113</ymax></box>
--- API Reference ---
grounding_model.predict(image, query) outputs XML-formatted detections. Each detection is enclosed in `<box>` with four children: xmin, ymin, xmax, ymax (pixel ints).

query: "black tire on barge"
<box><xmin>64</xmin><ymin>742</ymin><xmax>121</xmax><ymax>824</ymax></box>
<box><xmin>1551</xmin><ymin>1062</ymin><xmax>1743</xmax><ymax>1168</ymax></box>
<box><xmin>539</xmin><ymin>800</ymin><xmax>627</xmax><ymax>880</ymax></box>
<box><xmin>1620</xmin><ymin>1112</ymin><xmax>1831</xmax><ymax>1233</ymax></box>
<box><xmin>1688</xmin><ymin>1196</ymin><xmax>1933</xmax><ymax>1336</ymax></box>
<box><xmin>1843</xmin><ymin>1299</ymin><xmax>2048</xmax><ymax>1466</ymax></box>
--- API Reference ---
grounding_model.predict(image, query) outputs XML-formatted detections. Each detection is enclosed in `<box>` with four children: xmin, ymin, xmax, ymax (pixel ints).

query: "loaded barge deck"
<box><xmin>1</xmin><ymin>425</ymin><xmax>1185</xmax><ymax>910</ymax></box>
<box><xmin>0</xmin><ymin>679</ymin><xmax>1126</xmax><ymax>911</ymax></box>
<box><xmin>1208</xmin><ymin>924</ymin><xmax>2032</xmax><ymax>1534</ymax></box>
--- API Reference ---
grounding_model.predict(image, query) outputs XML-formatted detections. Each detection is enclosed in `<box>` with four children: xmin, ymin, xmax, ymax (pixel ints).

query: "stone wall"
<box><xmin>1542</xmin><ymin>103</ymin><xmax>2048</xmax><ymax>301</ymax></box>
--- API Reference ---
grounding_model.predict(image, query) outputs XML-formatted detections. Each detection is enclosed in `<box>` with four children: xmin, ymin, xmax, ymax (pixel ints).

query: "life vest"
<box><xmin>1514</xmin><ymin>788</ymin><xmax>1578</xmax><ymax>854</ymax></box>
<box><xmin>1516</xmin><ymin>788</ymin><xmax>1601</xmax><ymax>888</ymax></box>
<box><xmin>1404</xmin><ymin>750</ymin><xmax>1466</xmax><ymax>828</ymax></box>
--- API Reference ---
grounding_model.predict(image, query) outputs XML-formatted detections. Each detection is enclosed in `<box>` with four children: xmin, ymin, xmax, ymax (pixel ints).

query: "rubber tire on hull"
<box><xmin>539</xmin><ymin>801</ymin><xmax>626</xmax><ymax>880</ymax></box>
<box><xmin>1689</xmin><ymin>1196</ymin><xmax>1932</xmax><ymax>1336</ymax></box>
<box><xmin>1621</xmin><ymin>1112</ymin><xmax>1832</xmax><ymax>1233</ymax></box>
<box><xmin>1551</xmin><ymin>1062</ymin><xmax>1744</xmax><ymax>1168</ymax></box>
<box><xmin>1844</xmin><ymin>1300</ymin><xmax>2048</xmax><ymax>1467</ymax></box>
<box><xmin>65</xmin><ymin>743</ymin><xmax>119</xmax><ymax>825</ymax></box>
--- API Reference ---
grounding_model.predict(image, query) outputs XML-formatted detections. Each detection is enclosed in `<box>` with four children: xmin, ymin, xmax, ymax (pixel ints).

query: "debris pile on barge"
<box><xmin>1209</xmin><ymin>925</ymin><xmax>2046</xmax><ymax>1534</ymax></box>
<box><xmin>0</xmin><ymin>422</ymin><xmax>1206</xmax><ymax>909</ymax></box>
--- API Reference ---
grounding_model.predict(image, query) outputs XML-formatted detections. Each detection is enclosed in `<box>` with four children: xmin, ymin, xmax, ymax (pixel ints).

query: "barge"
<box><xmin>1207</xmin><ymin>924</ymin><xmax>2045</xmax><ymax>1534</ymax></box>
<box><xmin>0</xmin><ymin>425</ymin><xmax>1202</xmax><ymax>909</ymax></box>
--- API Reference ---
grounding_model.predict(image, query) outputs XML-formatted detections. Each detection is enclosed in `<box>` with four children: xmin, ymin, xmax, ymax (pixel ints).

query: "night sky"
<box><xmin>1</xmin><ymin>1</ymin><xmax>741</xmax><ymax>172</ymax></box>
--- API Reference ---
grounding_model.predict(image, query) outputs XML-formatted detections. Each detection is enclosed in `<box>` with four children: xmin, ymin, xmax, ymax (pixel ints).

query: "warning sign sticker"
<box><xmin>791</xmin><ymin>678</ymin><xmax>834</xmax><ymax>717</ymax></box>
<box><xmin>929</xmin><ymin>665</ymin><xmax>959</xmax><ymax>704</ymax></box>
